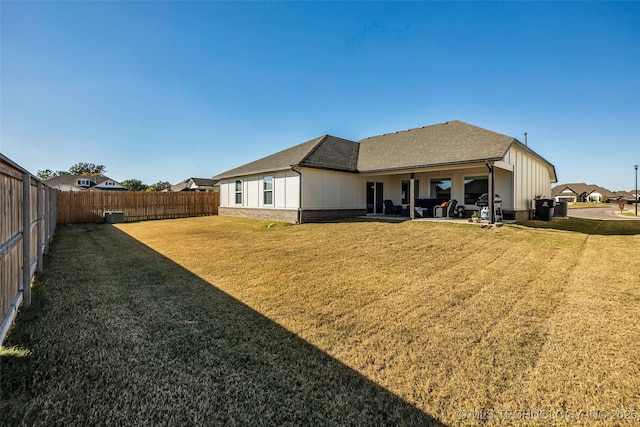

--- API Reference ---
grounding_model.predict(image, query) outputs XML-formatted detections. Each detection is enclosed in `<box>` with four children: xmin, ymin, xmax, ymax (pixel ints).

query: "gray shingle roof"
<box><xmin>214</xmin><ymin>120</ymin><xmax>555</xmax><ymax>179</ymax></box>
<box><xmin>170</xmin><ymin>178</ymin><xmax>219</xmax><ymax>192</ymax></box>
<box><xmin>552</xmin><ymin>183</ymin><xmax>617</xmax><ymax>198</ymax></box>
<box><xmin>190</xmin><ymin>178</ymin><xmax>218</xmax><ymax>187</ymax></box>
<box><xmin>357</xmin><ymin>120</ymin><xmax>514</xmax><ymax>172</ymax></box>
<box><xmin>214</xmin><ymin>135</ymin><xmax>358</xmax><ymax>179</ymax></box>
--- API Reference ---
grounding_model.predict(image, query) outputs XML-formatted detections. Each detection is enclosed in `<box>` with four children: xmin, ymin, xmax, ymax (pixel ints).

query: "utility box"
<box><xmin>555</xmin><ymin>201</ymin><xmax>568</xmax><ymax>218</ymax></box>
<box><xmin>104</xmin><ymin>211</ymin><xmax>125</xmax><ymax>224</ymax></box>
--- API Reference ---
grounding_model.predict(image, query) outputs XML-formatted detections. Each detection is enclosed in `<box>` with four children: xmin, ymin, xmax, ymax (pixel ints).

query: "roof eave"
<box><xmin>359</xmin><ymin>157</ymin><xmax>505</xmax><ymax>174</ymax></box>
<box><xmin>214</xmin><ymin>165</ymin><xmax>296</xmax><ymax>180</ymax></box>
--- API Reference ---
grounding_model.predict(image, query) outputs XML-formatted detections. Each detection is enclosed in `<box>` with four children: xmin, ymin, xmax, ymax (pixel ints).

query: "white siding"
<box><xmin>218</xmin><ymin>171</ymin><xmax>300</xmax><ymax>209</ymax></box>
<box><xmin>301</xmin><ymin>168</ymin><xmax>364</xmax><ymax>209</ymax></box>
<box><xmin>494</xmin><ymin>168</ymin><xmax>514</xmax><ymax>210</ymax></box>
<box><xmin>246</xmin><ymin>177</ymin><xmax>260</xmax><ymax>207</ymax></box>
<box><xmin>219</xmin><ymin>181</ymin><xmax>230</xmax><ymax>206</ymax></box>
<box><xmin>507</xmin><ymin>146</ymin><xmax>554</xmax><ymax>210</ymax></box>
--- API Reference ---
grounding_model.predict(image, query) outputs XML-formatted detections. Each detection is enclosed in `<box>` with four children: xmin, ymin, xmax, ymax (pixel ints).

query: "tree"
<box><xmin>68</xmin><ymin>162</ymin><xmax>107</xmax><ymax>175</ymax></box>
<box><xmin>37</xmin><ymin>169</ymin><xmax>57</xmax><ymax>180</ymax></box>
<box><xmin>121</xmin><ymin>179</ymin><xmax>149</xmax><ymax>192</ymax></box>
<box><xmin>37</xmin><ymin>169</ymin><xmax>69</xmax><ymax>180</ymax></box>
<box><xmin>148</xmin><ymin>181</ymin><xmax>171</xmax><ymax>192</ymax></box>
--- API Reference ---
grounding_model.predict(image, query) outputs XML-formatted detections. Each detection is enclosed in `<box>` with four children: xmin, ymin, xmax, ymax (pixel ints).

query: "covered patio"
<box><xmin>364</xmin><ymin>160</ymin><xmax>513</xmax><ymax>224</ymax></box>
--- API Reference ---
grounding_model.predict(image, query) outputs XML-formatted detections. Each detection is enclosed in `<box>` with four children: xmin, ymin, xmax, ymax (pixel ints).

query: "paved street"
<box><xmin>568</xmin><ymin>205</ymin><xmax>640</xmax><ymax>220</ymax></box>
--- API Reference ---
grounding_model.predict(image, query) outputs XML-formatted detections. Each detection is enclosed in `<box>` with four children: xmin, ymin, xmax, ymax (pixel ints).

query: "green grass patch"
<box><xmin>567</xmin><ymin>201</ymin><xmax>611</xmax><ymax>209</ymax></box>
<box><xmin>520</xmin><ymin>216</ymin><xmax>640</xmax><ymax>235</ymax></box>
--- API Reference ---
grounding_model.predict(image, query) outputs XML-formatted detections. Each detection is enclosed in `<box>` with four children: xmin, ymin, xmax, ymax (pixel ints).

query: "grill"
<box><xmin>476</xmin><ymin>193</ymin><xmax>503</xmax><ymax>222</ymax></box>
<box><xmin>476</xmin><ymin>193</ymin><xmax>502</xmax><ymax>207</ymax></box>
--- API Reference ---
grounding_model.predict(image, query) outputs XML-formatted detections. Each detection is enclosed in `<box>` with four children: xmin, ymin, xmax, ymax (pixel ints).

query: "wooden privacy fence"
<box><xmin>1</xmin><ymin>154</ymin><xmax>57</xmax><ymax>344</ymax></box>
<box><xmin>57</xmin><ymin>191</ymin><xmax>219</xmax><ymax>224</ymax></box>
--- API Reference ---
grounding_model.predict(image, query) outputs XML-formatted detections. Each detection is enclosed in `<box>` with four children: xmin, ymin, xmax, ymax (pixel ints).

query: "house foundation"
<box><xmin>218</xmin><ymin>207</ymin><xmax>367</xmax><ymax>223</ymax></box>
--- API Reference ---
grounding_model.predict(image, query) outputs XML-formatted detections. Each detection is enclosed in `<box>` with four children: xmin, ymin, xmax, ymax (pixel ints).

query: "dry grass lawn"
<box><xmin>2</xmin><ymin>216</ymin><xmax>639</xmax><ymax>425</ymax></box>
<box><xmin>119</xmin><ymin>217</ymin><xmax>640</xmax><ymax>425</ymax></box>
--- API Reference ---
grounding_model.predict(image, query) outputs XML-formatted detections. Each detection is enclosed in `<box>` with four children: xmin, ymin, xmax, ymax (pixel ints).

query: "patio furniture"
<box><xmin>434</xmin><ymin>199</ymin><xmax>458</xmax><ymax>218</ymax></box>
<box><xmin>413</xmin><ymin>198</ymin><xmax>448</xmax><ymax>217</ymax></box>
<box><xmin>414</xmin><ymin>207</ymin><xmax>429</xmax><ymax>218</ymax></box>
<box><xmin>383</xmin><ymin>199</ymin><xmax>403</xmax><ymax>216</ymax></box>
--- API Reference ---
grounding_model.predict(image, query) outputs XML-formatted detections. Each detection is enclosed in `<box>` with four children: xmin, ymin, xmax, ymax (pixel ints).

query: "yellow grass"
<box><xmin>115</xmin><ymin>217</ymin><xmax>640</xmax><ymax>426</ymax></box>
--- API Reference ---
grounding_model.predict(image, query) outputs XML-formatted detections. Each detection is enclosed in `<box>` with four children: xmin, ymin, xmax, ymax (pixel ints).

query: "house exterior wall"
<box><xmin>218</xmin><ymin>146</ymin><xmax>553</xmax><ymax>223</ymax></box>
<box><xmin>504</xmin><ymin>146</ymin><xmax>555</xmax><ymax>219</ymax></box>
<box><xmin>53</xmin><ymin>184</ymin><xmax>83</xmax><ymax>192</ymax></box>
<box><xmin>94</xmin><ymin>181</ymin><xmax>128</xmax><ymax>191</ymax></box>
<box><xmin>555</xmin><ymin>188</ymin><xmax>578</xmax><ymax>203</ymax></box>
<box><xmin>494</xmin><ymin>167</ymin><xmax>514</xmax><ymax>210</ymax></box>
<box><xmin>301</xmin><ymin>168</ymin><xmax>364</xmax><ymax>209</ymax></box>
<box><xmin>219</xmin><ymin>170</ymin><xmax>300</xmax><ymax>209</ymax></box>
<box><xmin>218</xmin><ymin>168</ymin><xmax>365</xmax><ymax>223</ymax></box>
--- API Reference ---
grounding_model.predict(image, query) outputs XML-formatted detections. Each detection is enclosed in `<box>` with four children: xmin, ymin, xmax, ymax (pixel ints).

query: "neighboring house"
<box><xmin>214</xmin><ymin>120</ymin><xmax>557</xmax><ymax>223</ymax></box>
<box><xmin>45</xmin><ymin>175</ymin><xmax>128</xmax><ymax>192</ymax></box>
<box><xmin>169</xmin><ymin>178</ymin><xmax>219</xmax><ymax>192</ymax></box>
<box><xmin>552</xmin><ymin>183</ymin><xmax>617</xmax><ymax>203</ymax></box>
<box><xmin>614</xmin><ymin>190</ymin><xmax>637</xmax><ymax>203</ymax></box>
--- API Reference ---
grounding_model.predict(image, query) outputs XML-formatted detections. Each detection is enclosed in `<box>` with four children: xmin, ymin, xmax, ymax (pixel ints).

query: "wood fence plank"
<box><xmin>56</xmin><ymin>191</ymin><xmax>219</xmax><ymax>224</ymax></box>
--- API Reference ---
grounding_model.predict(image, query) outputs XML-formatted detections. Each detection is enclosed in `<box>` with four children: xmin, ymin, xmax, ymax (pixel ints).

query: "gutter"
<box><xmin>360</xmin><ymin>157</ymin><xmax>504</xmax><ymax>175</ymax></box>
<box><xmin>291</xmin><ymin>166</ymin><xmax>302</xmax><ymax>224</ymax></box>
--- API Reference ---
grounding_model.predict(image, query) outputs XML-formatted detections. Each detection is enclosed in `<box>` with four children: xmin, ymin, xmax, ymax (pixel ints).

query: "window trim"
<box><xmin>263</xmin><ymin>176</ymin><xmax>273</xmax><ymax>205</ymax></box>
<box><xmin>234</xmin><ymin>179</ymin><xmax>243</xmax><ymax>205</ymax></box>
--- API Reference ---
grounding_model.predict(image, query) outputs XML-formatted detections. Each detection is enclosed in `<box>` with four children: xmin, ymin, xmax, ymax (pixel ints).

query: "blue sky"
<box><xmin>2</xmin><ymin>1</ymin><xmax>639</xmax><ymax>191</ymax></box>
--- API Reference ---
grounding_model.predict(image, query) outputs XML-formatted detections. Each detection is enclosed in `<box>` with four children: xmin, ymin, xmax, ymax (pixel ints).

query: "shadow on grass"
<box><xmin>519</xmin><ymin>217</ymin><xmax>640</xmax><ymax>236</ymax></box>
<box><xmin>1</xmin><ymin>224</ymin><xmax>443</xmax><ymax>426</ymax></box>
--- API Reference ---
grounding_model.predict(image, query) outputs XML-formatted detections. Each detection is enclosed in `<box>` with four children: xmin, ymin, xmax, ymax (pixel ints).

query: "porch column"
<box><xmin>486</xmin><ymin>162</ymin><xmax>495</xmax><ymax>224</ymax></box>
<box><xmin>410</xmin><ymin>173</ymin><xmax>415</xmax><ymax>220</ymax></box>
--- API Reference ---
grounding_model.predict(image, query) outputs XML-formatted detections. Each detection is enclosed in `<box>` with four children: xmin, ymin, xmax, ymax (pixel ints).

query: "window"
<box><xmin>430</xmin><ymin>178</ymin><xmax>451</xmax><ymax>199</ymax></box>
<box><xmin>235</xmin><ymin>180</ymin><xmax>243</xmax><ymax>204</ymax></box>
<box><xmin>464</xmin><ymin>176</ymin><xmax>488</xmax><ymax>204</ymax></box>
<box><xmin>401</xmin><ymin>180</ymin><xmax>420</xmax><ymax>204</ymax></box>
<box><xmin>263</xmin><ymin>176</ymin><xmax>273</xmax><ymax>205</ymax></box>
<box><xmin>77</xmin><ymin>179</ymin><xmax>90</xmax><ymax>186</ymax></box>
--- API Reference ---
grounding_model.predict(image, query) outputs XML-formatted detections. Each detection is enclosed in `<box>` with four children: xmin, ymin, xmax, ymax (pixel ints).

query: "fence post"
<box><xmin>44</xmin><ymin>187</ymin><xmax>50</xmax><ymax>254</ymax></box>
<box><xmin>22</xmin><ymin>173</ymin><xmax>32</xmax><ymax>308</ymax></box>
<box><xmin>37</xmin><ymin>181</ymin><xmax>44</xmax><ymax>272</ymax></box>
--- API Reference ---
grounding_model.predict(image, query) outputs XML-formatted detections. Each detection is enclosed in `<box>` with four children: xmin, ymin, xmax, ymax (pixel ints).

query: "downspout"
<box><xmin>291</xmin><ymin>166</ymin><xmax>302</xmax><ymax>224</ymax></box>
<box><xmin>485</xmin><ymin>161</ymin><xmax>495</xmax><ymax>224</ymax></box>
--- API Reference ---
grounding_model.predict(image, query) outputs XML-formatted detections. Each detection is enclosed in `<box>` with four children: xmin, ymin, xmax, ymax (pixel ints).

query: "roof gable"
<box><xmin>297</xmin><ymin>135</ymin><xmax>359</xmax><ymax>171</ymax></box>
<box><xmin>357</xmin><ymin>120</ymin><xmax>515</xmax><ymax>172</ymax></box>
<box><xmin>190</xmin><ymin>178</ymin><xmax>218</xmax><ymax>186</ymax></box>
<box><xmin>215</xmin><ymin>135</ymin><xmax>358</xmax><ymax>179</ymax></box>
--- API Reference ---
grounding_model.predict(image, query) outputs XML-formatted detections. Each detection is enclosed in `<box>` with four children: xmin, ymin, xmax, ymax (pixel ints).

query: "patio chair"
<box><xmin>434</xmin><ymin>199</ymin><xmax>458</xmax><ymax>218</ymax></box>
<box><xmin>383</xmin><ymin>200</ymin><xmax>403</xmax><ymax>216</ymax></box>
